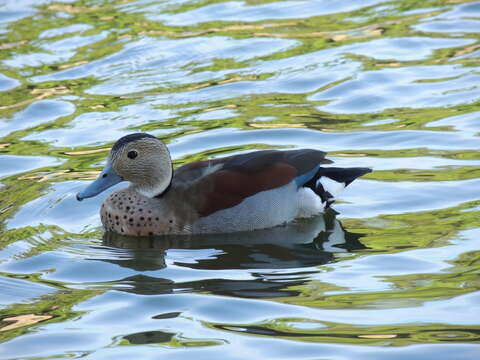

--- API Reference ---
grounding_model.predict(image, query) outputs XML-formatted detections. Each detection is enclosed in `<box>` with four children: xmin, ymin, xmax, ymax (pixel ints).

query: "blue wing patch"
<box><xmin>294</xmin><ymin>165</ymin><xmax>320</xmax><ymax>188</ymax></box>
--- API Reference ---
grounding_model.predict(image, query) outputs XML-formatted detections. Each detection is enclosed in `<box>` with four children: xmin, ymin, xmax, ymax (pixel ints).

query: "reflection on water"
<box><xmin>102</xmin><ymin>213</ymin><xmax>363</xmax><ymax>298</ymax></box>
<box><xmin>1</xmin><ymin>0</ymin><xmax>480</xmax><ymax>359</ymax></box>
<box><xmin>103</xmin><ymin>212</ymin><xmax>363</xmax><ymax>264</ymax></box>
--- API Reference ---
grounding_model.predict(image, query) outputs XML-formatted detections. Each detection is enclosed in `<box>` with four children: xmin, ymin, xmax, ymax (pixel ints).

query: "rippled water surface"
<box><xmin>1</xmin><ymin>0</ymin><xmax>480</xmax><ymax>358</ymax></box>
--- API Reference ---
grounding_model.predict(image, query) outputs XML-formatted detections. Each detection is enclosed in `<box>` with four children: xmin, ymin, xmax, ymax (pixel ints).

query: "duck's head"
<box><xmin>76</xmin><ymin>133</ymin><xmax>172</xmax><ymax>201</ymax></box>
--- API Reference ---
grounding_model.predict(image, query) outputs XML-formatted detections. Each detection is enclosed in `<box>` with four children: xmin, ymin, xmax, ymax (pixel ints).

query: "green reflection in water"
<box><xmin>0</xmin><ymin>286</ymin><xmax>100</xmax><ymax>343</ymax></box>
<box><xmin>209</xmin><ymin>319</ymin><xmax>480</xmax><ymax>346</ymax></box>
<box><xmin>276</xmin><ymin>201</ymin><xmax>480</xmax><ymax>312</ymax></box>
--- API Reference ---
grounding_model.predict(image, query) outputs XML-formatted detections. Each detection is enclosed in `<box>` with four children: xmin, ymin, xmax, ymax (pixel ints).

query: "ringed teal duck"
<box><xmin>77</xmin><ymin>133</ymin><xmax>371</xmax><ymax>236</ymax></box>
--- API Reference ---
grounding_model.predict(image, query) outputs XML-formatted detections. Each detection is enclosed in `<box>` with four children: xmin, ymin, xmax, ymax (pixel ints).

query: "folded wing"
<box><xmin>174</xmin><ymin>149</ymin><xmax>333</xmax><ymax>216</ymax></box>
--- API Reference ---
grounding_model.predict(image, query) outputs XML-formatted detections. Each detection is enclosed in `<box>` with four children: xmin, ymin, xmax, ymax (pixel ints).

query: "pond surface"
<box><xmin>1</xmin><ymin>0</ymin><xmax>480</xmax><ymax>359</ymax></box>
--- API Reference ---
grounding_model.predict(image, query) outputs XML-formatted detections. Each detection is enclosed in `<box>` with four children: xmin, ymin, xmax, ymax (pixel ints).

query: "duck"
<box><xmin>76</xmin><ymin>133</ymin><xmax>371</xmax><ymax>236</ymax></box>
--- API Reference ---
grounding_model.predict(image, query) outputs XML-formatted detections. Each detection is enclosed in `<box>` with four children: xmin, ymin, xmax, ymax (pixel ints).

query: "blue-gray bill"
<box><xmin>76</xmin><ymin>163</ymin><xmax>123</xmax><ymax>201</ymax></box>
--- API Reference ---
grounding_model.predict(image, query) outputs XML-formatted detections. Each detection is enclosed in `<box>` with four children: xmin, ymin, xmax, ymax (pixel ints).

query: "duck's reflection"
<box><xmin>101</xmin><ymin>211</ymin><xmax>366</xmax><ymax>298</ymax></box>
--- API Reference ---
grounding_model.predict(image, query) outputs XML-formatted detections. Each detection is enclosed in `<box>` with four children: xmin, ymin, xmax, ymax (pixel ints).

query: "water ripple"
<box><xmin>0</xmin><ymin>0</ymin><xmax>479</xmax><ymax>358</ymax></box>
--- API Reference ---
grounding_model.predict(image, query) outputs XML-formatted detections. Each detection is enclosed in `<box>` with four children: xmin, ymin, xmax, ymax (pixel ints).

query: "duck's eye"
<box><xmin>127</xmin><ymin>150</ymin><xmax>138</xmax><ymax>159</ymax></box>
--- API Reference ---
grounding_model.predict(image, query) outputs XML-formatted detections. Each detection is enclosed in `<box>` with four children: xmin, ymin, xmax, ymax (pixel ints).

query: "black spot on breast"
<box><xmin>126</xmin><ymin>206</ymin><xmax>130</xmax><ymax>211</ymax></box>
<box><xmin>155</xmin><ymin>217</ymin><xmax>159</xmax><ymax>221</ymax></box>
<box><xmin>140</xmin><ymin>217</ymin><xmax>144</xmax><ymax>221</ymax></box>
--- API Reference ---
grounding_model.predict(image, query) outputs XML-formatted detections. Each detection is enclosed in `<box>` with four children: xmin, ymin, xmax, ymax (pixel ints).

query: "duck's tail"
<box><xmin>305</xmin><ymin>167</ymin><xmax>372</xmax><ymax>207</ymax></box>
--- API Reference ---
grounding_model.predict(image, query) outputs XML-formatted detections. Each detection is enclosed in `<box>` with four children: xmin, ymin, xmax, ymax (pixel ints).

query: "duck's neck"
<box><xmin>134</xmin><ymin>165</ymin><xmax>173</xmax><ymax>198</ymax></box>
<box><xmin>154</xmin><ymin>173</ymin><xmax>173</xmax><ymax>198</ymax></box>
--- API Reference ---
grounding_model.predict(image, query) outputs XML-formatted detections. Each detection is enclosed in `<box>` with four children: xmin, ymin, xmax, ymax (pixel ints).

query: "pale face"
<box><xmin>77</xmin><ymin>134</ymin><xmax>173</xmax><ymax>200</ymax></box>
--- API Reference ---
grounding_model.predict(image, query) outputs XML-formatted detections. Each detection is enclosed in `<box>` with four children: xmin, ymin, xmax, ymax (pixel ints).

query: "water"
<box><xmin>1</xmin><ymin>0</ymin><xmax>480</xmax><ymax>358</ymax></box>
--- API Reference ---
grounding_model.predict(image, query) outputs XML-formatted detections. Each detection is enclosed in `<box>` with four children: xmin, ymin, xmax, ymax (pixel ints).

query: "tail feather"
<box><xmin>305</xmin><ymin>167</ymin><xmax>371</xmax><ymax>207</ymax></box>
<box><xmin>317</xmin><ymin>167</ymin><xmax>372</xmax><ymax>186</ymax></box>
